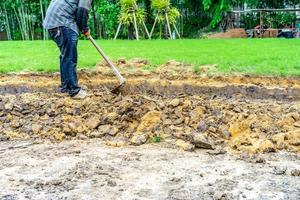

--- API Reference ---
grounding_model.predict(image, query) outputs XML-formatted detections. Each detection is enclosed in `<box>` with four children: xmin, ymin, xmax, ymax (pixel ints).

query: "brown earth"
<box><xmin>261</xmin><ymin>29</ymin><xmax>279</xmax><ymax>38</ymax></box>
<box><xmin>208</xmin><ymin>29</ymin><xmax>247</xmax><ymax>39</ymax></box>
<box><xmin>0</xmin><ymin>62</ymin><xmax>299</xmax><ymax>155</ymax></box>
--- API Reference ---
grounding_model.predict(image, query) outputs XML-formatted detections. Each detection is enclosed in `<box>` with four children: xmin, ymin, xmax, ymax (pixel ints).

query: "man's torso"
<box><xmin>43</xmin><ymin>0</ymin><xmax>80</xmax><ymax>33</ymax></box>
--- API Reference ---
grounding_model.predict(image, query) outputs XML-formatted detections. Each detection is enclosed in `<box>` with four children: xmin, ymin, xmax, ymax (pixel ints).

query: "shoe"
<box><xmin>72</xmin><ymin>89</ymin><xmax>88</xmax><ymax>100</ymax></box>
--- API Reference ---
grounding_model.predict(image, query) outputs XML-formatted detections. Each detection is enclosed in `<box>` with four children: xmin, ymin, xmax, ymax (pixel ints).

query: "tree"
<box><xmin>0</xmin><ymin>0</ymin><xmax>51</xmax><ymax>40</ymax></box>
<box><xmin>202</xmin><ymin>0</ymin><xmax>239</xmax><ymax>28</ymax></box>
<box><xmin>0</xmin><ymin>0</ymin><xmax>299</xmax><ymax>40</ymax></box>
<box><xmin>114</xmin><ymin>0</ymin><xmax>149</xmax><ymax>40</ymax></box>
<box><xmin>90</xmin><ymin>0</ymin><xmax>120</xmax><ymax>39</ymax></box>
<box><xmin>150</xmin><ymin>0</ymin><xmax>181</xmax><ymax>39</ymax></box>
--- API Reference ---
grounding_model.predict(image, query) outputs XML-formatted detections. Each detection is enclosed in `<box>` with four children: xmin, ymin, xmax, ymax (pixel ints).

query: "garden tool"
<box><xmin>87</xmin><ymin>35</ymin><xmax>126</xmax><ymax>94</ymax></box>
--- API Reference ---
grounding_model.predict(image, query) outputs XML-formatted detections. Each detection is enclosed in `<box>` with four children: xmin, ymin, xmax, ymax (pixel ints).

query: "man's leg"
<box><xmin>59</xmin><ymin>54</ymin><xmax>68</xmax><ymax>93</ymax></box>
<box><xmin>48</xmin><ymin>27</ymin><xmax>69</xmax><ymax>93</ymax></box>
<box><xmin>60</xmin><ymin>27</ymin><xmax>81</xmax><ymax>97</ymax></box>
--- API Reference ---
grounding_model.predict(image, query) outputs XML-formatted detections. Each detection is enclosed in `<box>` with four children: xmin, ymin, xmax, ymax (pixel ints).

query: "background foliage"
<box><xmin>0</xmin><ymin>0</ymin><xmax>299</xmax><ymax>40</ymax></box>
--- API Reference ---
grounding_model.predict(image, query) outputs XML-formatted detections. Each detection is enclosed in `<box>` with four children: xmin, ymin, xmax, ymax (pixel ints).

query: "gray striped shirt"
<box><xmin>43</xmin><ymin>0</ymin><xmax>92</xmax><ymax>34</ymax></box>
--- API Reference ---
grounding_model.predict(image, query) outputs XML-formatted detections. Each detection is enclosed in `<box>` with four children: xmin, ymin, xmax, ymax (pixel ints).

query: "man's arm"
<box><xmin>76</xmin><ymin>0</ymin><xmax>92</xmax><ymax>36</ymax></box>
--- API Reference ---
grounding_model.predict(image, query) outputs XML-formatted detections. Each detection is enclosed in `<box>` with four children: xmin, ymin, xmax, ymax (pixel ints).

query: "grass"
<box><xmin>148</xmin><ymin>136</ymin><xmax>162</xmax><ymax>144</ymax></box>
<box><xmin>0</xmin><ymin>39</ymin><xmax>300</xmax><ymax>76</ymax></box>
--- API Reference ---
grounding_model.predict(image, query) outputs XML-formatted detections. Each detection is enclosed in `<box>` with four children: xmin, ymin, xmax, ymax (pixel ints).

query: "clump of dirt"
<box><xmin>0</xmin><ymin>65</ymin><xmax>299</xmax><ymax>154</ymax></box>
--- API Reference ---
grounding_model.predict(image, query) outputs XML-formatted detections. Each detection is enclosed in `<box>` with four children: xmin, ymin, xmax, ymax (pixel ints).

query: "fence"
<box><xmin>0</xmin><ymin>32</ymin><xmax>7</xmax><ymax>40</ymax></box>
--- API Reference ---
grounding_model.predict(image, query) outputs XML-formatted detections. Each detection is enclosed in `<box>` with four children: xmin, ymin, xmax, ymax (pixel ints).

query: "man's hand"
<box><xmin>84</xmin><ymin>29</ymin><xmax>91</xmax><ymax>37</ymax></box>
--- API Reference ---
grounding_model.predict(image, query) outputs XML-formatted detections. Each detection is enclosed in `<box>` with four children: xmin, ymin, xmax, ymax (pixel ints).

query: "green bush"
<box><xmin>168</xmin><ymin>7</ymin><xmax>180</xmax><ymax>24</ymax></box>
<box><xmin>118</xmin><ymin>0</ymin><xmax>145</xmax><ymax>25</ymax></box>
<box><xmin>151</xmin><ymin>0</ymin><xmax>180</xmax><ymax>25</ymax></box>
<box><xmin>271</xmin><ymin>12</ymin><xmax>297</xmax><ymax>27</ymax></box>
<box><xmin>120</xmin><ymin>0</ymin><xmax>136</xmax><ymax>8</ymax></box>
<box><xmin>151</xmin><ymin>0</ymin><xmax>170</xmax><ymax>10</ymax></box>
<box><xmin>118</xmin><ymin>8</ymin><xmax>145</xmax><ymax>25</ymax></box>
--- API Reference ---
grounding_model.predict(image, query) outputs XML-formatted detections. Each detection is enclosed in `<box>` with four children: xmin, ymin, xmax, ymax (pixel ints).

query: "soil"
<box><xmin>0</xmin><ymin>62</ymin><xmax>299</xmax><ymax>199</ymax></box>
<box><xmin>0</xmin><ymin>140</ymin><xmax>299</xmax><ymax>200</ymax></box>
<box><xmin>208</xmin><ymin>29</ymin><xmax>247</xmax><ymax>39</ymax></box>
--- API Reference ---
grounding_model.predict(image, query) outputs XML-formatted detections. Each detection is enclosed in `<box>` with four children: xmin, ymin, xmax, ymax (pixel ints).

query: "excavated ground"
<box><xmin>0</xmin><ymin>61</ymin><xmax>299</xmax><ymax>154</ymax></box>
<box><xmin>0</xmin><ymin>61</ymin><xmax>299</xmax><ymax>199</ymax></box>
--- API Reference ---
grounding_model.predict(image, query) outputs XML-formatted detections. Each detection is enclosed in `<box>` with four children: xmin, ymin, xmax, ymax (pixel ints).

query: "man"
<box><xmin>43</xmin><ymin>0</ymin><xmax>93</xmax><ymax>99</ymax></box>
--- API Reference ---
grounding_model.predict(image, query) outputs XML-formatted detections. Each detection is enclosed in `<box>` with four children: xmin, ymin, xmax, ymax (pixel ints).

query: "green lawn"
<box><xmin>0</xmin><ymin>39</ymin><xmax>300</xmax><ymax>76</ymax></box>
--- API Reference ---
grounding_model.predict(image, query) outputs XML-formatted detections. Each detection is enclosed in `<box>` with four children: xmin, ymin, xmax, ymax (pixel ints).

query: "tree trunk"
<box><xmin>27</xmin><ymin>4</ymin><xmax>34</xmax><ymax>40</ymax></box>
<box><xmin>19</xmin><ymin>0</ymin><xmax>29</xmax><ymax>40</ymax></box>
<box><xmin>165</xmin><ymin>13</ymin><xmax>172</xmax><ymax>39</ymax></box>
<box><xmin>150</xmin><ymin>14</ymin><xmax>158</xmax><ymax>38</ymax></box>
<box><xmin>3</xmin><ymin>5</ymin><xmax>12</xmax><ymax>40</ymax></box>
<box><xmin>173</xmin><ymin>24</ymin><xmax>181</xmax><ymax>39</ymax></box>
<box><xmin>142</xmin><ymin>21</ymin><xmax>151</xmax><ymax>39</ymax></box>
<box><xmin>128</xmin><ymin>24</ymin><xmax>134</xmax><ymax>40</ymax></box>
<box><xmin>145</xmin><ymin>0</ymin><xmax>151</xmax><ymax>22</ymax></box>
<box><xmin>15</xmin><ymin>0</ymin><xmax>30</xmax><ymax>40</ymax></box>
<box><xmin>91</xmin><ymin>2</ymin><xmax>98</xmax><ymax>38</ymax></box>
<box><xmin>39</xmin><ymin>0</ymin><xmax>46</xmax><ymax>40</ymax></box>
<box><xmin>132</xmin><ymin>11</ymin><xmax>139</xmax><ymax>40</ymax></box>
<box><xmin>114</xmin><ymin>23</ymin><xmax>122</xmax><ymax>40</ymax></box>
<box><xmin>13</xmin><ymin>6</ymin><xmax>25</xmax><ymax>40</ymax></box>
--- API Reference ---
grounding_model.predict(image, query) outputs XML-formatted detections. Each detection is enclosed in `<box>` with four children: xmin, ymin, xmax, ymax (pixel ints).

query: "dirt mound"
<box><xmin>208</xmin><ymin>28</ymin><xmax>247</xmax><ymax>39</ymax></box>
<box><xmin>0</xmin><ymin>69</ymin><xmax>299</xmax><ymax>155</ymax></box>
<box><xmin>262</xmin><ymin>29</ymin><xmax>279</xmax><ymax>38</ymax></box>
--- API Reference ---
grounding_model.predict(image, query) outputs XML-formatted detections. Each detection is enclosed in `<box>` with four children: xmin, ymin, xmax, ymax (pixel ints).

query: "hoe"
<box><xmin>88</xmin><ymin>35</ymin><xmax>126</xmax><ymax>94</ymax></box>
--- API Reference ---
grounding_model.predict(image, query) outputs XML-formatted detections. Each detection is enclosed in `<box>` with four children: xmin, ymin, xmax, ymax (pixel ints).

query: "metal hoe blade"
<box><xmin>88</xmin><ymin>36</ymin><xmax>126</xmax><ymax>93</ymax></box>
<box><xmin>111</xmin><ymin>83</ymin><xmax>125</xmax><ymax>95</ymax></box>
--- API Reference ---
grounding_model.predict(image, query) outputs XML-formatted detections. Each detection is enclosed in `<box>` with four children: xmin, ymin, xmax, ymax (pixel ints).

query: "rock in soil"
<box><xmin>176</xmin><ymin>139</ymin><xmax>195</xmax><ymax>151</ymax></box>
<box><xmin>291</xmin><ymin>169</ymin><xmax>300</xmax><ymax>176</ymax></box>
<box><xmin>131</xmin><ymin>133</ymin><xmax>149</xmax><ymax>146</ymax></box>
<box><xmin>192</xmin><ymin>133</ymin><xmax>214</xmax><ymax>149</ymax></box>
